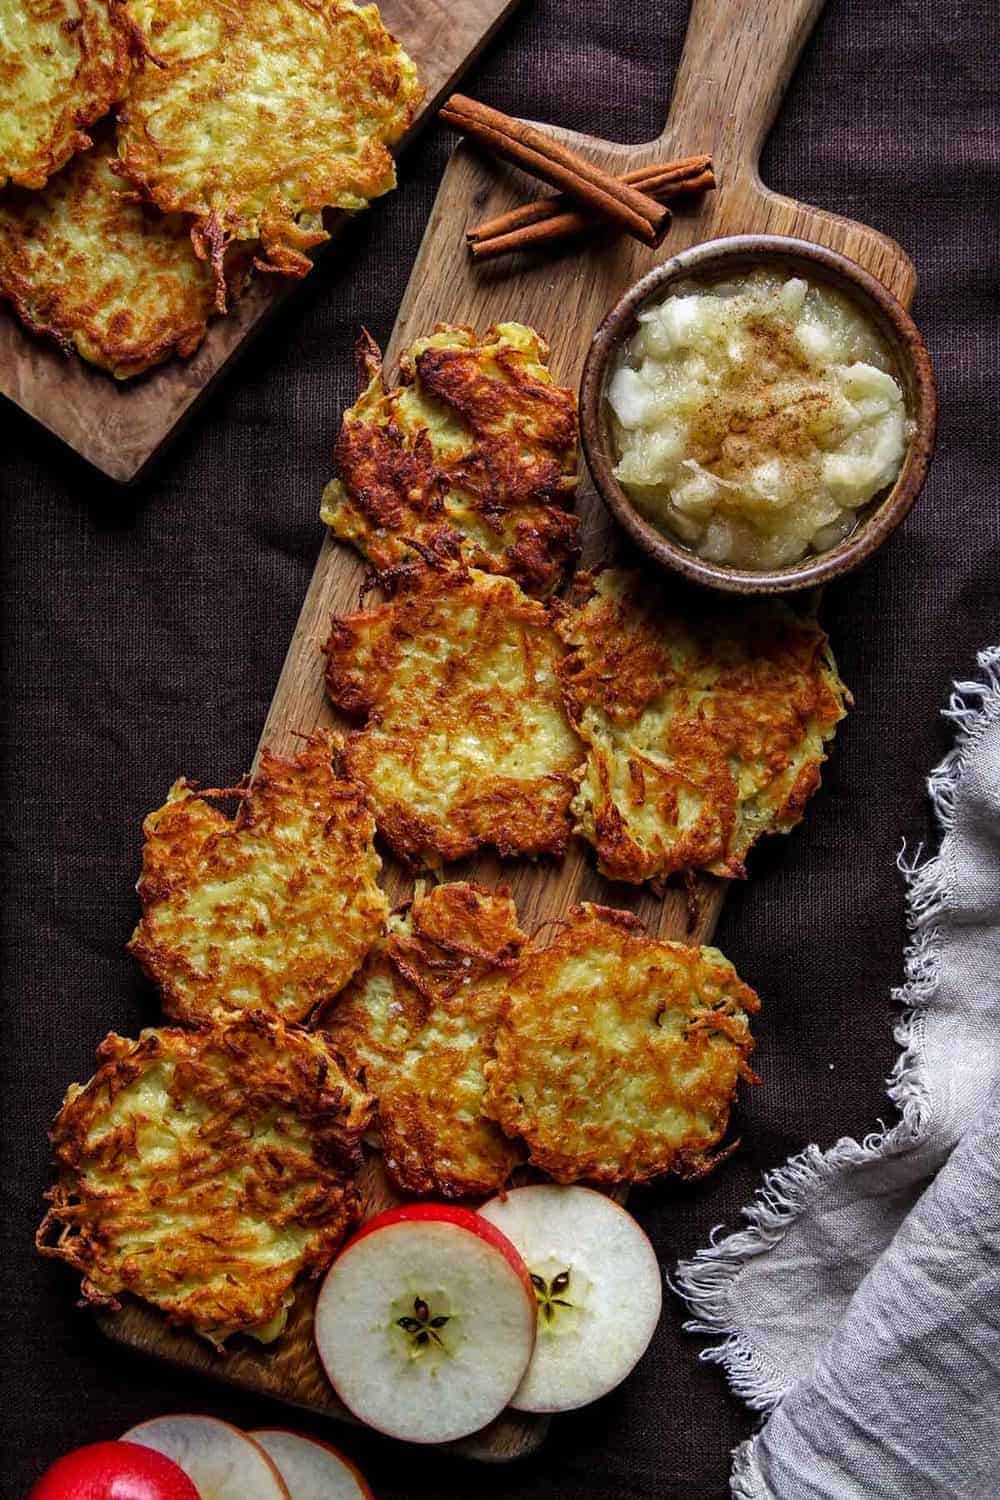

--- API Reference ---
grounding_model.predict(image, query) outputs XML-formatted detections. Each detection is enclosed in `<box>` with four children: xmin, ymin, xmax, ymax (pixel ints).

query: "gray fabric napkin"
<box><xmin>676</xmin><ymin>647</ymin><xmax>1000</xmax><ymax>1499</ymax></box>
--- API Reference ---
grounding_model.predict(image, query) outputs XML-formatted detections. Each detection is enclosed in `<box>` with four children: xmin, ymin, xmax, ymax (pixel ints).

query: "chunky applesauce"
<box><xmin>607</xmin><ymin>270</ymin><xmax>912</xmax><ymax>569</ymax></box>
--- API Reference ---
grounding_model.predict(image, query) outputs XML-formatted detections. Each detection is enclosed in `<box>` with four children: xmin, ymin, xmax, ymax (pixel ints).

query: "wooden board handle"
<box><xmin>661</xmin><ymin>0</ymin><xmax>825</xmax><ymax>173</ymax></box>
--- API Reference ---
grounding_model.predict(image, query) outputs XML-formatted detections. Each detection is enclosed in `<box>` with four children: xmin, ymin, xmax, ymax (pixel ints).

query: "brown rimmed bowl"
<box><xmin>579</xmin><ymin>235</ymin><xmax>937</xmax><ymax>594</ymax></box>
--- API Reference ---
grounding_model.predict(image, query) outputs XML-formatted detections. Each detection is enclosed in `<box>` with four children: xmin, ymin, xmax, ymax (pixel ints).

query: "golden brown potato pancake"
<box><xmin>0</xmin><ymin>0</ymin><xmax>132</xmax><ymax>190</ymax></box>
<box><xmin>484</xmin><ymin>903</ymin><xmax>760</xmax><ymax>1185</ymax></box>
<box><xmin>37</xmin><ymin>1017</ymin><xmax>372</xmax><ymax>1345</ymax></box>
<box><xmin>0</xmin><ymin>137</ymin><xmax>244</xmax><ymax>378</ymax></box>
<box><xmin>323</xmin><ymin>882</ymin><xmax>526</xmax><ymax>1199</ymax></box>
<box><xmin>556</xmin><ymin>569</ymin><xmax>850</xmax><ymax>882</ymax></box>
<box><xmin>324</xmin><ymin>567</ymin><xmax>584</xmax><ymax>868</ymax></box>
<box><xmin>321</xmin><ymin>322</ymin><xmax>580</xmax><ymax>596</ymax></box>
<box><xmin>116</xmin><ymin>0</ymin><xmax>422</xmax><ymax>300</ymax></box>
<box><xmin>128</xmin><ymin>731</ymin><xmax>387</xmax><ymax>1026</ymax></box>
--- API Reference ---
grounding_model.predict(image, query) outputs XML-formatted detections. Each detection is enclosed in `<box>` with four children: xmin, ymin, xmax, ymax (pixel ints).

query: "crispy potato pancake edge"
<box><xmin>0</xmin><ymin>137</ymin><xmax>247</xmax><ymax>378</ymax></box>
<box><xmin>324</xmin><ymin>566</ymin><xmax>584</xmax><ymax>869</ymax></box>
<box><xmin>37</xmin><ymin>1017</ymin><xmax>373</xmax><ymax>1345</ymax></box>
<box><xmin>116</xmin><ymin>0</ymin><xmax>423</xmax><ymax>299</ymax></box>
<box><xmin>0</xmin><ymin>0</ymin><xmax>134</xmax><ymax>190</ymax></box>
<box><xmin>556</xmin><ymin>568</ymin><xmax>850</xmax><ymax>883</ymax></box>
<box><xmin>128</xmin><ymin>729</ymin><xmax>388</xmax><ymax>1025</ymax></box>
<box><xmin>322</xmin><ymin>882</ymin><xmax>526</xmax><ymax>1199</ymax></box>
<box><xmin>321</xmin><ymin>321</ymin><xmax>580</xmax><ymax>597</ymax></box>
<box><xmin>484</xmin><ymin>902</ymin><xmax>760</xmax><ymax>1185</ymax></box>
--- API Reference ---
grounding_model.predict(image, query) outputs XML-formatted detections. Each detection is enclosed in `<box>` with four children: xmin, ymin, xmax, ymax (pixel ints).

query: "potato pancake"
<box><xmin>0</xmin><ymin>0</ymin><xmax>132</xmax><ymax>190</ymax></box>
<box><xmin>0</xmin><ymin>137</ymin><xmax>244</xmax><ymax>378</ymax></box>
<box><xmin>37</xmin><ymin>1018</ymin><xmax>373</xmax><ymax>1345</ymax></box>
<box><xmin>128</xmin><ymin>731</ymin><xmax>387</xmax><ymax>1026</ymax></box>
<box><xmin>324</xmin><ymin>567</ymin><xmax>584</xmax><ymax>868</ymax></box>
<box><xmin>484</xmin><ymin>903</ymin><xmax>760</xmax><ymax>1185</ymax></box>
<box><xmin>322</xmin><ymin>882</ymin><xmax>526</xmax><ymax>1199</ymax></box>
<box><xmin>116</xmin><ymin>0</ymin><xmax>422</xmax><ymax>298</ymax></box>
<box><xmin>321</xmin><ymin>323</ymin><xmax>580</xmax><ymax>596</ymax></box>
<box><xmin>556</xmin><ymin>569</ymin><xmax>849</xmax><ymax>883</ymax></box>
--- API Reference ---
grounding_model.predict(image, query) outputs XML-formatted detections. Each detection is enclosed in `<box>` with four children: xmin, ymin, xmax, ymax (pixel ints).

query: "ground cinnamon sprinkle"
<box><xmin>607</xmin><ymin>270</ymin><xmax>911</xmax><ymax>569</ymax></box>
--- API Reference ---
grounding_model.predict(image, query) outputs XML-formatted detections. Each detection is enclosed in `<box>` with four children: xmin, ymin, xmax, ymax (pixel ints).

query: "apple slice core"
<box><xmin>251</xmin><ymin>1430</ymin><xmax>372</xmax><ymax>1499</ymax></box>
<box><xmin>479</xmin><ymin>1185</ymin><xmax>663</xmax><ymax>1412</ymax></box>
<box><xmin>123</xmin><ymin>1415</ymin><xmax>291</xmax><ymax>1500</ymax></box>
<box><xmin>315</xmin><ymin>1205</ymin><xmax>536</xmax><ymax>1443</ymax></box>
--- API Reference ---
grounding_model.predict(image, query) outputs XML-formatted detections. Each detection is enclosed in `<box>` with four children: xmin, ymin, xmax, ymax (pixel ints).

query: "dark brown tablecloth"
<box><xmin>2</xmin><ymin>1</ymin><xmax>997</xmax><ymax>1496</ymax></box>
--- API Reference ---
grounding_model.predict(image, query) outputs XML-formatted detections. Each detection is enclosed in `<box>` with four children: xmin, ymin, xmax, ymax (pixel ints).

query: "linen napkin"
<box><xmin>676</xmin><ymin>647</ymin><xmax>1000</xmax><ymax>1499</ymax></box>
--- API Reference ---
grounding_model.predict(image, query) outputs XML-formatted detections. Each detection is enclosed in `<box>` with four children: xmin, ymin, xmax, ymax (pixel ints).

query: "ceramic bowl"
<box><xmin>579</xmin><ymin>234</ymin><xmax>937</xmax><ymax>593</ymax></box>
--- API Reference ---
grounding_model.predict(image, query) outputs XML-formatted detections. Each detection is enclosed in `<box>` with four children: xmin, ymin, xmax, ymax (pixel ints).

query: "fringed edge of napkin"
<box><xmin>673</xmin><ymin>646</ymin><xmax>1000</xmax><ymax>1425</ymax></box>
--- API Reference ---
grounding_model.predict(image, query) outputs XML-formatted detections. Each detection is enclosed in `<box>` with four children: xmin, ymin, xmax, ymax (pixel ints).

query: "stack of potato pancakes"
<box><xmin>37</xmin><ymin>314</ymin><xmax>850</xmax><ymax>1351</ymax></box>
<box><xmin>0</xmin><ymin>0</ymin><xmax>422</xmax><ymax>377</ymax></box>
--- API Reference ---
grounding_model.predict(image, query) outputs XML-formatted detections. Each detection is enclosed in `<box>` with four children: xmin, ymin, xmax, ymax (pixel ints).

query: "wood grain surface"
<box><xmin>0</xmin><ymin>0</ymin><xmax>520</xmax><ymax>482</ymax></box>
<box><xmin>98</xmin><ymin>0</ymin><xmax>917</xmax><ymax>1465</ymax></box>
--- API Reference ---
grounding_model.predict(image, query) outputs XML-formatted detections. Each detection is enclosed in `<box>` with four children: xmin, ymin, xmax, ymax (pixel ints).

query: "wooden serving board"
<box><xmin>0</xmin><ymin>0</ymin><xmax>520</xmax><ymax>482</ymax></box>
<box><xmin>99</xmin><ymin>0</ymin><xmax>917</xmax><ymax>1465</ymax></box>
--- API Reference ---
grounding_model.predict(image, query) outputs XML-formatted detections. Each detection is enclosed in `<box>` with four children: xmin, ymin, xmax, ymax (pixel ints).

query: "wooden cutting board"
<box><xmin>0</xmin><ymin>0</ymin><xmax>519</xmax><ymax>482</ymax></box>
<box><xmin>98</xmin><ymin>0</ymin><xmax>917</xmax><ymax>1465</ymax></box>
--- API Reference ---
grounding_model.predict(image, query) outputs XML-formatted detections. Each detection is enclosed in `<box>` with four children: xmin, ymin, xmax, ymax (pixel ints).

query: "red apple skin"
<box><xmin>338</xmin><ymin>1202</ymin><xmax>534</xmax><ymax>1303</ymax></box>
<box><xmin>250</xmin><ymin>1430</ymin><xmax>374</xmax><ymax>1499</ymax></box>
<box><xmin>29</xmin><ymin>1441</ymin><xmax>200</xmax><ymax>1500</ymax></box>
<box><xmin>314</xmin><ymin>1202</ymin><xmax>538</xmax><ymax>1438</ymax></box>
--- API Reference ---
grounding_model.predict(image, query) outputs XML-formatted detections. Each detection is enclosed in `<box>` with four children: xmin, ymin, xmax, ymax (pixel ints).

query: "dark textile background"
<box><xmin>2</xmin><ymin>2</ymin><xmax>997</xmax><ymax>1496</ymax></box>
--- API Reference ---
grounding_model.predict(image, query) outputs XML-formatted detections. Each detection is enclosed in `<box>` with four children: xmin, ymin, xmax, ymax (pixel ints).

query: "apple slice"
<box><xmin>123</xmin><ymin>1416</ymin><xmax>290</xmax><ymax>1500</ymax></box>
<box><xmin>478</xmin><ymin>1185</ymin><xmax>662</xmax><ymax>1412</ymax></box>
<box><xmin>251</xmin><ymin>1431</ymin><xmax>373</xmax><ymax>1499</ymax></box>
<box><xmin>314</xmin><ymin>1203</ymin><xmax>536</xmax><ymax>1443</ymax></box>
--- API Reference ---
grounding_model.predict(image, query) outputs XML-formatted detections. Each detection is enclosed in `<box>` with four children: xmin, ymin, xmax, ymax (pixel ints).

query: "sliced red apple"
<box><xmin>314</xmin><ymin>1203</ymin><xmax>536</xmax><ymax>1444</ymax></box>
<box><xmin>479</xmin><ymin>1185</ymin><xmax>662</xmax><ymax>1412</ymax></box>
<box><xmin>123</xmin><ymin>1415</ymin><xmax>291</xmax><ymax>1500</ymax></box>
<box><xmin>251</xmin><ymin>1430</ymin><xmax>373</xmax><ymax>1500</ymax></box>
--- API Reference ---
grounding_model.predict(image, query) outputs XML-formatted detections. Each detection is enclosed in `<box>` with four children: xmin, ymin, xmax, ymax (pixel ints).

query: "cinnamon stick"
<box><xmin>469</xmin><ymin>213</ymin><xmax>640</xmax><ymax>262</ymax></box>
<box><xmin>467</xmin><ymin>155</ymin><xmax>714</xmax><ymax>245</ymax></box>
<box><xmin>469</xmin><ymin>171</ymin><xmax>715</xmax><ymax>261</ymax></box>
<box><xmin>439</xmin><ymin>94</ymin><xmax>671</xmax><ymax>247</ymax></box>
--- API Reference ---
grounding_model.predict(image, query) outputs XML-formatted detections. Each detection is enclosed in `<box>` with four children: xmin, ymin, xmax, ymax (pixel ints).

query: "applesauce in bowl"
<box><xmin>580</xmin><ymin>237</ymin><xmax>936</xmax><ymax>594</ymax></box>
<box><xmin>608</xmin><ymin>270</ymin><xmax>911</xmax><ymax>569</ymax></box>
